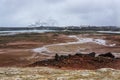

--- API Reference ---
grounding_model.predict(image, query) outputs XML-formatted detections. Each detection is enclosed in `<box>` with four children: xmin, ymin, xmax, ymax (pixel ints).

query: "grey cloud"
<box><xmin>44</xmin><ymin>0</ymin><xmax>65</xmax><ymax>4</ymax></box>
<box><xmin>0</xmin><ymin>0</ymin><xmax>119</xmax><ymax>27</ymax></box>
<box><xmin>64</xmin><ymin>0</ymin><xmax>119</xmax><ymax>26</ymax></box>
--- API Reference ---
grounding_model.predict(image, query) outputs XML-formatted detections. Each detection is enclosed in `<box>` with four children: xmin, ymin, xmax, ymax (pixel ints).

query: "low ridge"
<box><xmin>28</xmin><ymin>52</ymin><xmax>120</xmax><ymax>70</ymax></box>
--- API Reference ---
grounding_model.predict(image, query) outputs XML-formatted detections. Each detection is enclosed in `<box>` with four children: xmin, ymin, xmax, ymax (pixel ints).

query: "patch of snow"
<box><xmin>80</xmin><ymin>71</ymin><xmax>91</xmax><ymax>76</ymax></box>
<box><xmin>33</xmin><ymin>47</ymin><xmax>50</xmax><ymax>54</ymax></box>
<box><xmin>79</xmin><ymin>38</ymin><xmax>106</xmax><ymax>45</ymax></box>
<box><xmin>0</xmin><ymin>30</ymin><xmax>55</xmax><ymax>36</ymax></box>
<box><xmin>69</xmin><ymin>35</ymin><xmax>107</xmax><ymax>46</ymax></box>
<box><xmin>112</xmin><ymin>53</ymin><xmax>120</xmax><ymax>58</ymax></box>
<box><xmin>94</xmin><ymin>39</ymin><xmax>106</xmax><ymax>45</ymax></box>
<box><xmin>109</xmin><ymin>44</ymin><xmax>116</xmax><ymax>47</ymax></box>
<box><xmin>98</xmin><ymin>31</ymin><xmax>120</xmax><ymax>34</ymax></box>
<box><xmin>97</xmin><ymin>68</ymin><xmax>115</xmax><ymax>72</ymax></box>
<box><xmin>68</xmin><ymin>35</ymin><xmax>80</xmax><ymax>41</ymax></box>
<box><xmin>32</xmin><ymin>35</ymin><xmax>116</xmax><ymax>53</ymax></box>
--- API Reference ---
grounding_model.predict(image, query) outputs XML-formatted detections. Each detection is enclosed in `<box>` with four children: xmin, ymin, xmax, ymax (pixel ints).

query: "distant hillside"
<box><xmin>0</xmin><ymin>26</ymin><xmax>120</xmax><ymax>31</ymax></box>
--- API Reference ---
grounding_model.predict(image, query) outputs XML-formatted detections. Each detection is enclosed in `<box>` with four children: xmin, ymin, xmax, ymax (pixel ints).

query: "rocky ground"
<box><xmin>29</xmin><ymin>52</ymin><xmax>120</xmax><ymax>70</ymax></box>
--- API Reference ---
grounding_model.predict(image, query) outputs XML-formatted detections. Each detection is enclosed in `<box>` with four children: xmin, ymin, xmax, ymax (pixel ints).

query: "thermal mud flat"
<box><xmin>0</xmin><ymin>32</ymin><xmax>120</xmax><ymax>80</ymax></box>
<box><xmin>33</xmin><ymin>33</ymin><xmax>120</xmax><ymax>57</ymax></box>
<box><xmin>0</xmin><ymin>32</ymin><xmax>120</xmax><ymax>67</ymax></box>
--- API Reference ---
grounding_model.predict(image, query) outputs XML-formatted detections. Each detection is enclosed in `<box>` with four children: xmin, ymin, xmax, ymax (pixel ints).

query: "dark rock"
<box><xmin>28</xmin><ymin>52</ymin><xmax>120</xmax><ymax>70</ymax></box>
<box><xmin>75</xmin><ymin>53</ymin><xmax>82</xmax><ymax>56</ymax></box>
<box><xmin>55</xmin><ymin>54</ymin><xmax>60</xmax><ymax>61</ymax></box>
<box><xmin>68</xmin><ymin>54</ymin><xmax>72</xmax><ymax>57</ymax></box>
<box><xmin>88</xmin><ymin>52</ymin><xmax>96</xmax><ymax>57</ymax></box>
<box><xmin>98</xmin><ymin>52</ymin><xmax>115</xmax><ymax>58</ymax></box>
<box><xmin>59</xmin><ymin>55</ymin><xmax>68</xmax><ymax>61</ymax></box>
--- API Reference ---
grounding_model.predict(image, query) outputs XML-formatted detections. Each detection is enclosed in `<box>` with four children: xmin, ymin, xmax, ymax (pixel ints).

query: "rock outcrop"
<box><xmin>29</xmin><ymin>52</ymin><xmax>120</xmax><ymax>70</ymax></box>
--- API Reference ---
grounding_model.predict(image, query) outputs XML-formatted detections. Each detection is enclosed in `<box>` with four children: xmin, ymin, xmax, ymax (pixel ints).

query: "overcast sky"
<box><xmin>0</xmin><ymin>0</ymin><xmax>119</xmax><ymax>27</ymax></box>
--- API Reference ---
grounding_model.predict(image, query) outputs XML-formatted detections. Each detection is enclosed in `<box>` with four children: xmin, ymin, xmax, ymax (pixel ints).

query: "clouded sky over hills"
<box><xmin>0</xmin><ymin>0</ymin><xmax>119</xmax><ymax>27</ymax></box>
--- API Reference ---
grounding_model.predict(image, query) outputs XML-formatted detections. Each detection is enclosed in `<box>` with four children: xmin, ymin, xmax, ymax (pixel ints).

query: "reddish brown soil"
<box><xmin>0</xmin><ymin>33</ymin><xmax>75</xmax><ymax>67</ymax></box>
<box><xmin>0</xmin><ymin>51</ymin><xmax>50</xmax><ymax>67</ymax></box>
<box><xmin>29</xmin><ymin>53</ymin><xmax>120</xmax><ymax>70</ymax></box>
<box><xmin>0</xmin><ymin>33</ymin><xmax>120</xmax><ymax>68</ymax></box>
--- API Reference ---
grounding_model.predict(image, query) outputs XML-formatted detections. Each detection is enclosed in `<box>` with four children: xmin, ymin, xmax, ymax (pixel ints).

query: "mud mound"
<box><xmin>29</xmin><ymin>52</ymin><xmax>120</xmax><ymax>70</ymax></box>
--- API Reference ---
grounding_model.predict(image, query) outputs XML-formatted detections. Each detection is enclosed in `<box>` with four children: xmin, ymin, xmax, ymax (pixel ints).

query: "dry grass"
<box><xmin>0</xmin><ymin>67</ymin><xmax>120</xmax><ymax>80</ymax></box>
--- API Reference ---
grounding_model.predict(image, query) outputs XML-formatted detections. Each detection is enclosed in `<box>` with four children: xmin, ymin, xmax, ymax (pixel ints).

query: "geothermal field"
<box><xmin>0</xmin><ymin>31</ymin><xmax>120</xmax><ymax>80</ymax></box>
